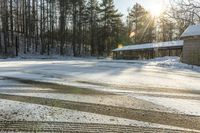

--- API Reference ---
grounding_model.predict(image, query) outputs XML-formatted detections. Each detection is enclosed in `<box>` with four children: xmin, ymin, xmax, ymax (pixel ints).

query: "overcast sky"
<box><xmin>114</xmin><ymin>0</ymin><xmax>169</xmax><ymax>16</ymax></box>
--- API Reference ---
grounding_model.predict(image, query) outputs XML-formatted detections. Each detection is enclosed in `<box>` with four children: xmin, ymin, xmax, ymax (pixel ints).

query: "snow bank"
<box><xmin>147</xmin><ymin>56</ymin><xmax>200</xmax><ymax>72</ymax></box>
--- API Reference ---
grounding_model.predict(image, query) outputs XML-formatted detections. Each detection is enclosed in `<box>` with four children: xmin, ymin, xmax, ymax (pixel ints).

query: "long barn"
<box><xmin>112</xmin><ymin>40</ymin><xmax>183</xmax><ymax>60</ymax></box>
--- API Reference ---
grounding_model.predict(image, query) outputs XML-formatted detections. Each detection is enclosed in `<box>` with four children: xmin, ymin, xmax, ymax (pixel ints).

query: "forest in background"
<box><xmin>0</xmin><ymin>0</ymin><xmax>200</xmax><ymax>57</ymax></box>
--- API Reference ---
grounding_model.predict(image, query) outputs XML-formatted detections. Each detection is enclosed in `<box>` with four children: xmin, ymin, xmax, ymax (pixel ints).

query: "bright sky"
<box><xmin>114</xmin><ymin>0</ymin><xmax>169</xmax><ymax>16</ymax></box>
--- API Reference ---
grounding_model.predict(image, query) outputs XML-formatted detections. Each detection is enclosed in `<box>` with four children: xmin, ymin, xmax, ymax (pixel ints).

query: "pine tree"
<box><xmin>59</xmin><ymin>0</ymin><xmax>67</xmax><ymax>55</ymax></box>
<box><xmin>99</xmin><ymin>0</ymin><xmax>122</xmax><ymax>56</ymax></box>
<box><xmin>128</xmin><ymin>3</ymin><xmax>155</xmax><ymax>44</ymax></box>
<box><xmin>87</xmin><ymin>0</ymin><xmax>99</xmax><ymax>56</ymax></box>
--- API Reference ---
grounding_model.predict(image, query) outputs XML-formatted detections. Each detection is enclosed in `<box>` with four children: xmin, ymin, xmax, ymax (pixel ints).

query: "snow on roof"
<box><xmin>181</xmin><ymin>24</ymin><xmax>200</xmax><ymax>38</ymax></box>
<box><xmin>113</xmin><ymin>40</ymin><xmax>183</xmax><ymax>52</ymax></box>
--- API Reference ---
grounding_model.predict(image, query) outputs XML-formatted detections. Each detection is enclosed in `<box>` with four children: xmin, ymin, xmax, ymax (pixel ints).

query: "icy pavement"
<box><xmin>0</xmin><ymin>56</ymin><xmax>200</xmax><ymax>91</ymax></box>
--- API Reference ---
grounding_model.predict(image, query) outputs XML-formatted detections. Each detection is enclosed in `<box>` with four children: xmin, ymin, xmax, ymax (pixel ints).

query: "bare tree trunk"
<box><xmin>72</xmin><ymin>1</ymin><xmax>77</xmax><ymax>56</ymax></box>
<box><xmin>16</xmin><ymin>0</ymin><xmax>19</xmax><ymax>56</ymax></box>
<box><xmin>40</xmin><ymin>0</ymin><xmax>44</xmax><ymax>54</ymax></box>
<box><xmin>10</xmin><ymin>0</ymin><xmax>14</xmax><ymax>56</ymax></box>
<box><xmin>3</xmin><ymin>0</ymin><xmax>8</xmax><ymax>55</ymax></box>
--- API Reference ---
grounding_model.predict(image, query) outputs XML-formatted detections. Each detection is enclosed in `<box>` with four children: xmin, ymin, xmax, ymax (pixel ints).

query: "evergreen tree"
<box><xmin>87</xmin><ymin>0</ymin><xmax>99</xmax><ymax>56</ymax></box>
<box><xmin>128</xmin><ymin>3</ymin><xmax>155</xmax><ymax>44</ymax></box>
<box><xmin>99</xmin><ymin>0</ymin><xmax>122</xmax><ymax>56</ymax></box>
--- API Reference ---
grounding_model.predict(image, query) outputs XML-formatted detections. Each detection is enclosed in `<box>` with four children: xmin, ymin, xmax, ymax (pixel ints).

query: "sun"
<box><xmin>149</xmin><ymin>4</ymin><xmax>163</xmax><ymax>17</ymax></box>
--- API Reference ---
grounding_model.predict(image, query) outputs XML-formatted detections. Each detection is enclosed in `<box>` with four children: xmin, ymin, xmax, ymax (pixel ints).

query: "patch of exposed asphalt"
<box><xmin>0</xmin><ymin>77</ymin><xmax>6</xmax><ymax>80</ymax></box>
<box><xmin>4</xmin><ymin>77</ymin><xmax>111</xmax><ymax>95</ymax></box>
<box><xmin>22</xmin><ymin>70</ymin><xmax>65</xmax><ymax>79</ymax></box>
<box><xmin>77</xmin><ymin>80</ymin><xmax>200</xmax><ymax>96</ymax></box>
<box><xmin>0</xmin><ymin>93</ymin><xmax>199</xmax><ymax>130</ymax></box>
<box><xmin>77</xmin><ymin>80</ymin><xmax>112</xmax><ymax>87</ymax></box>
<box><xmin>0</xmin><ymin>121</ymin><xmax>195</xmax><ymax>133</ymax></box>
<box><xmin>0</xmin><ymin>89</ymin><xmax>59</xmax><ymax>94</ymax></box>
<box><xmin>0</xmin><ymin>85</ymin><xmax>31</xmax><ymax>88</ymax></box>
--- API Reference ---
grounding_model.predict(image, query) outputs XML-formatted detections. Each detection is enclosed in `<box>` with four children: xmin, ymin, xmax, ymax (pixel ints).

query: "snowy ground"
<box><xmin>0</xmin><ymin>56</ymin><xmax>200</xmax><ymax>132</ymax></box>
<box><xmin>1</xmin><ymin>56</ymin><xmax>200</xmax><ymax>89</ymax></box>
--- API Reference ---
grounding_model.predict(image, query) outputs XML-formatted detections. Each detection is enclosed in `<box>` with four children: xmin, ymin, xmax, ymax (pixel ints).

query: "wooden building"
<box><xmin>181</xmin><ymin>25</ymin><xmax>200</xmax><ymax>66</ymax></box>
<box><xmin>112</xmin><ymin>41</ymin><xmax>183</xmax><ymax>60</ymax></box>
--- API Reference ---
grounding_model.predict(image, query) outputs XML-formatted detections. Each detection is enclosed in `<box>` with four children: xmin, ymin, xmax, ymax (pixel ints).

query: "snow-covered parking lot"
<box><xmin>1</xmin><ymin>56</ymin><xmax>200</xmax><ymax>90</ymax></box>
<box><xmin>0</xmin><ymin>56</ymin><xmax>200</xmax><ymax>132</ymax></box>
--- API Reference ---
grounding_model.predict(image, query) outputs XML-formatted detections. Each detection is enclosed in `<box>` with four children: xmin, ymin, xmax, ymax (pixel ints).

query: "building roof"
<box><xmin>181</xmin><ymin>24</ymin><xmax>200</xmax><ymax>38</ymax></box>
<box><xmin>112</xmin><ymin>40</ymin><xmax>183</xmax><ymax>52</ymax></box>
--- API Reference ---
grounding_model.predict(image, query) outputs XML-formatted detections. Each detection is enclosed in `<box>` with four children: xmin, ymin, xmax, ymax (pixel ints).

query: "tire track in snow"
<box><xmin>0</xmin><ymin>121</ymin><xmax>197</xmax><ymax>133</ymax></box>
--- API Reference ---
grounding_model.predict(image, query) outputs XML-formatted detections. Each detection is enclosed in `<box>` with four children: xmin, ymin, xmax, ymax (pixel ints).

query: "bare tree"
<box><xmin>167</xmin><ymin>0</ymin><xmax>200</xmax><ymax>36</ymax></box>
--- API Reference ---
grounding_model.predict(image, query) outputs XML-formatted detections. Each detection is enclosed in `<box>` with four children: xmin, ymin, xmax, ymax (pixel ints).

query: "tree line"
<box><xmin>0</xmin><ymin>0</ymin><xmax>123</xmax><ymax>57</ymax></box>
<box><xmin>0</xmin><ymin>0</ymin><xmax>199</xmax><ymax>57</ymax></box>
